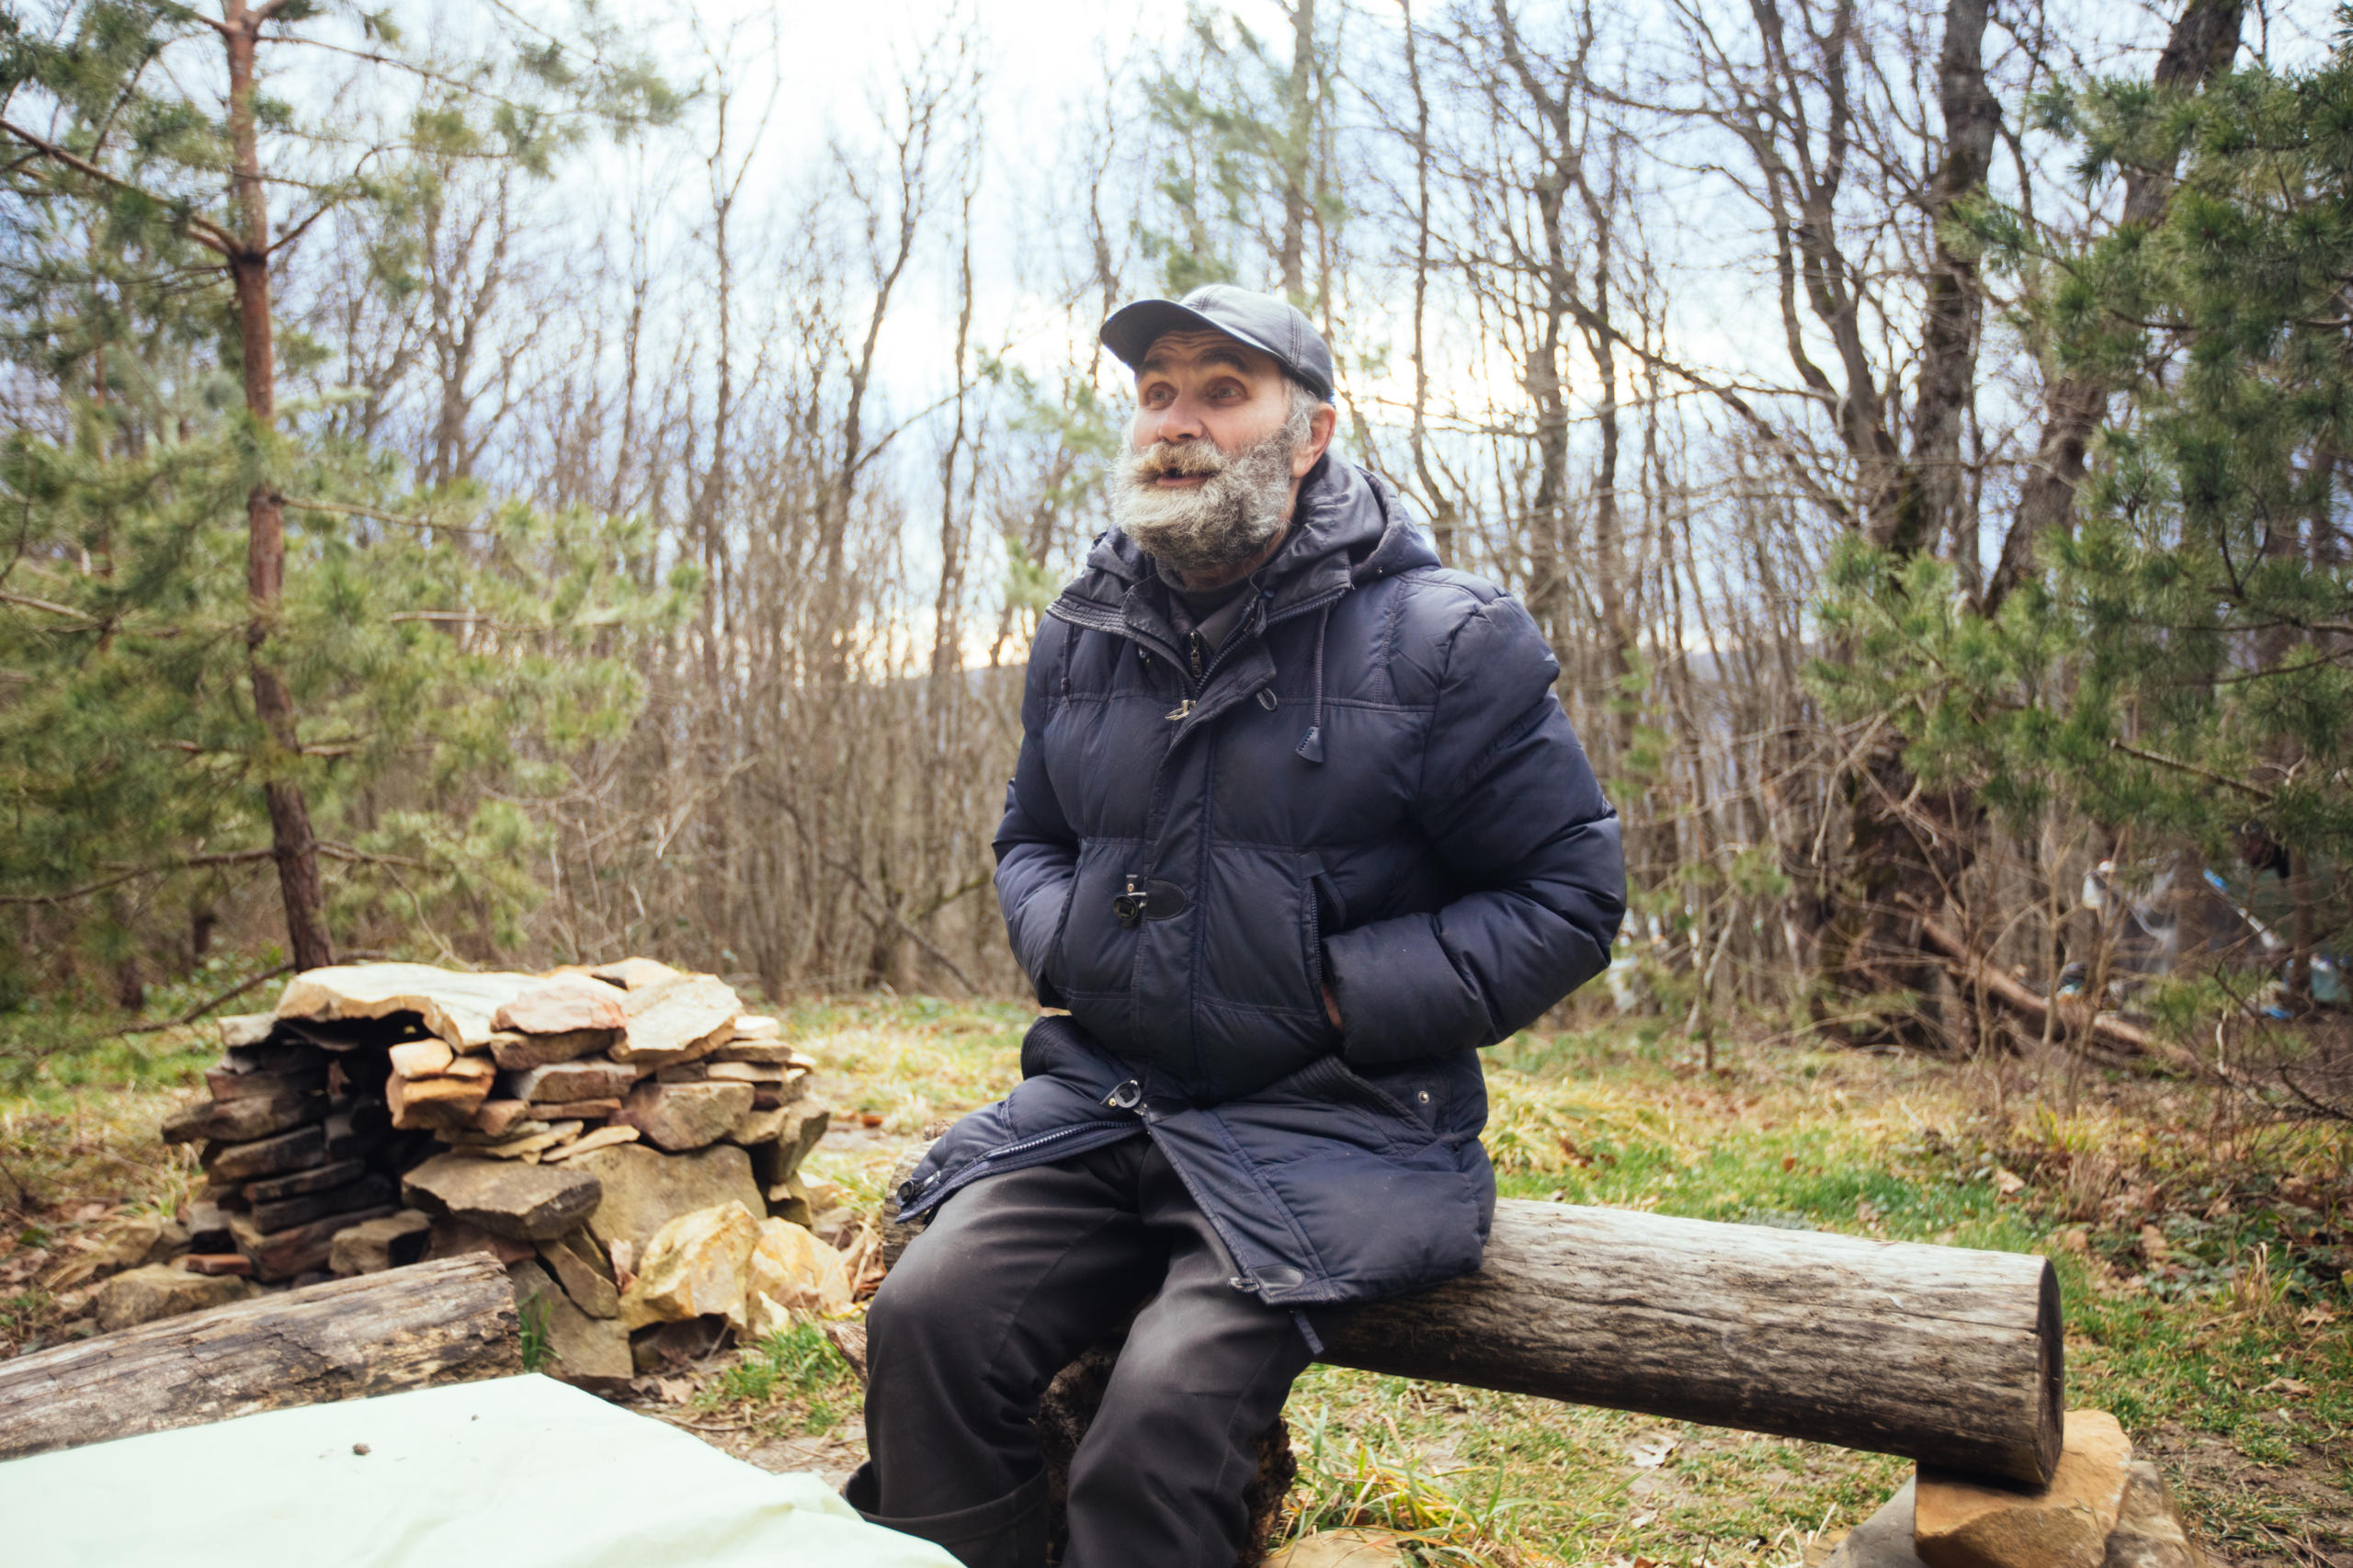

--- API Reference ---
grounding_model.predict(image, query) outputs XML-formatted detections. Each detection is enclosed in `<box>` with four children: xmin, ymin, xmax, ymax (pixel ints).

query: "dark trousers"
<box><xmin>853</xmin><ymin>1136</ymin><xmax>1318</xmax><ymax>1568</ymax></box>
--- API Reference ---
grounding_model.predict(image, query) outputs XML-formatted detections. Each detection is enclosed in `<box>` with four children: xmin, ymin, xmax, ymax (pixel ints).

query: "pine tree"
<box><xmin>0</xmin><ymin>2</ymin><xmax>683</xmax><ymax>1001</ymax></box>
<box><xmin>1817</xmin><ymin>35</ymin><xmax>2353</xmax><ymax>1009</ymax></box>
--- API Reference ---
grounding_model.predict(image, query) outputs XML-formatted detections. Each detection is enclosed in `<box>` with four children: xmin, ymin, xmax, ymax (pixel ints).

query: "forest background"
<box><xmin>2</xmin><ymin>0</ymin><xmax>2349</xmax><ymax>1105</ymax></box>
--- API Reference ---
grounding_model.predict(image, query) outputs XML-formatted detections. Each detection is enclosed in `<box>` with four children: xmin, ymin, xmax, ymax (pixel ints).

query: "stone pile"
<box><xmin>145</xmin><ymin>959</ymin><xmax>846</xmax><ymax>1384</ymax></box>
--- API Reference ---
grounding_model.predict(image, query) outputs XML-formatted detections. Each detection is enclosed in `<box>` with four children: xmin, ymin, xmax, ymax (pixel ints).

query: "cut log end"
<box><xmin>2031</xmin><ymin>1256</ymin><xmax>2066</xmax><ymax>1483</ymax></box>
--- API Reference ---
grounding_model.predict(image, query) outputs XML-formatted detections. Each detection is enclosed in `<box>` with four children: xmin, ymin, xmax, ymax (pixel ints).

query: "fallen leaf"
<box><xmin>1992</xmin><ymin>1167</ymin><xmax>2026</xmax><ymax>1196</ymax></box>
<box><xmin>2138</xmin><ymin>1223</ymin><xmax>2169</xmax><ymax>1262</ymax></box>
<box><xmin>654</xmin><ymin>1375</ymin><xmax>695</xmax><ymax>1403</ymax></box>
<box><xmin>1629</xmin><ymin>1434</ymin><xmax>1678</xmax><ymax>1468</ymax></box>
<box><xmin>1780</xmin><ymin>1154</ymin><xmax>1797</xmax><ymax>1173</ymax></box>
<box><xmin>1630</xmin><ymin>1509</ymin><xmax>1657</xmax><ymax>1528</ymax></box>
<box><xmin>2256</xmin><ymin>1377</ymin><xmax>2313</xmax><ymax>1398</ymax></box>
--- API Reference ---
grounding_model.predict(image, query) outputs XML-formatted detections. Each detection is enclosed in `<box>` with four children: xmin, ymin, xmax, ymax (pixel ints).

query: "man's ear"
<box><xmin>1293</xmin><ymin>403</ymin><xmax>1338</xmax><ymax>478</ymax></box>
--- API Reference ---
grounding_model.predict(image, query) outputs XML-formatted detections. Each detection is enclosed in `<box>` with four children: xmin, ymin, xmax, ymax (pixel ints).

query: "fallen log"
<box><xmin>1917</xmin><ymin>915</ymin><xmax>2177</xmax><ymax>1065</ymax></box>
<box><xmin>1322</xmin><ymin>1198</ymin><xmax>2062</xmax><ymax>1487</ymax></box>
<box><xmin>0</xmin><ymin>1254</ymin><xmax>519</xmax><ymax>1461</ymax></box>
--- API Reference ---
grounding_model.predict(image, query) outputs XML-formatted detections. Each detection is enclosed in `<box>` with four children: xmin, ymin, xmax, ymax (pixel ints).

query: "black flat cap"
<box><xmin>1100</xmin><ymin>285</ymin><xmax>1336</xmax><ymax>403</ymax></box>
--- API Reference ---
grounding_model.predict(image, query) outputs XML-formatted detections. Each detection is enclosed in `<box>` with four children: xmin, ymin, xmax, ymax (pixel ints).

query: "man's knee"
<box><xmin>865</xmin><ymin>1229</ymin><xmax>982</xmax><ymax>1358</ymax></box>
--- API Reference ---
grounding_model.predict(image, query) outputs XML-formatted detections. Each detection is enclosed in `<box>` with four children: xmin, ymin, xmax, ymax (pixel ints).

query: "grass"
<box><xmin>699</xmin><ymin>1321</ymin><xmax>862</xmax><ymax>1436</ymax></box>
<box><xmin>769</xmin><ymin>999</ymin><xmax>2352</xmax><ymax>1566</ymax></box>
<box><xmin>4</xmin><ymin>984</ymin><xmax>2346</xmax><ymax>1563</ymax></box>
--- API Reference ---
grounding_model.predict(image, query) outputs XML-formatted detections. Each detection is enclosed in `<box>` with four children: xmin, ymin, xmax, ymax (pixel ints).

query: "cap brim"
<box><xmin>1099</xmin><ymin>299</ymin><xmax>1293</xmax><ymax>381</ymax></box>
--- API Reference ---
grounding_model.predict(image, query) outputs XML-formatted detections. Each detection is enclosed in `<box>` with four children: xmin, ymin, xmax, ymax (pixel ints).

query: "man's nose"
<box><xmin>1142</xmin><ymin>393</ymin><xmax>1209</xmax><ymax>444</ymax></box>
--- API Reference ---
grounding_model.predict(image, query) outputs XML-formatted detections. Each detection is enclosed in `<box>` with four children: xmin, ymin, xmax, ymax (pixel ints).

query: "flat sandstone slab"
<box><xmin>203</xmin><ymin>1125</ymin><xmax>327</xmax><ymax>1183</ymax></box>
<box><xmin>487</xmin><ymin>1029</ymin><xmax>615</xmax><ymax>1071</ymax></box>
<box><xmin>611</xmin><ymin>974</ymin><xmax>743</xmax><ymax>1067</ymax></box>
<box><xmin>1915</xmin><ymin>1411</ymin><xmax>2131</xmax><ymax>1568</ymax></box>
<box><xmin>275</xmin><ymin>963</ymin><xmax>542</xmax><ymax>1051</ymax></box>
<box><xmin>509</xmin><ymin>1058</ymin><xmax>644</xmax><ymax>1104</ymax></box>
<box><xmin>402</xmin><ymin>1153</ymin><xmax>602</xmax><ymax>1242</ymax></box>
<box><xmin>494</xmin><ymin>977</ymin><xmax>627</xmax><ymax>1037</ymax></box>
<box><xmin>614</xmin><ymin>1080</ymin><xmax>754</xmax><ymax>1152</ymax></box>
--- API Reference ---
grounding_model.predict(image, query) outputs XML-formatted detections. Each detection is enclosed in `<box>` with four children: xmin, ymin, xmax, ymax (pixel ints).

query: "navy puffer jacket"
<box><xmin>899</xmin><ymin>456</ymin><xmax>1625</xmax><ymax>1309</ymax></box>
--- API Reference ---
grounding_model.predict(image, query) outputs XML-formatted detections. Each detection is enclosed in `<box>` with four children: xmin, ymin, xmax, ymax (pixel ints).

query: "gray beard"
<box><xmin>1108</xmin><ymin>423</ymin><xmax>1300</xmax><ymax>576</ymax></box>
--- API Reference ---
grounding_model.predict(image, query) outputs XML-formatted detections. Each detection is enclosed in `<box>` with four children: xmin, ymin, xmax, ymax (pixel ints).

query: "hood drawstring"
<box><xmin>1295</xmin><ymin>599</ymin><xmax>1333</xmax><ymax>765</ymax></box>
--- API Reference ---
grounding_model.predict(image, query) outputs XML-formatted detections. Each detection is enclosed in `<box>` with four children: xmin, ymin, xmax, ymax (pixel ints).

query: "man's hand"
<box><xmin>1321</xmin><ymin>980</ymin><xmax>1342</xmax><ymax>1033</ymax></box>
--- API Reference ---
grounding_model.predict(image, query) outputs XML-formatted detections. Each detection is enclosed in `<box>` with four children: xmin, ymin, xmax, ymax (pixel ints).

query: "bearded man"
<box><xmin>847</xmin><ymin>287</ymin><xmax>1625</xmax><ymax>1568</ymax></box>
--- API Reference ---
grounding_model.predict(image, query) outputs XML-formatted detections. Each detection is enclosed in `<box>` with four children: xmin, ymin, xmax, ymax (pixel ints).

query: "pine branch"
<box><xmin>2107</xmin><ymin>739</ymin><xmax>2276</xmax><ymax>802</ymax></box>
<box><xmin>0</xmin><ymin>119</ymin><xmax>238</xmax><ymax>256</ymax></box>
<box><xmin>0</xmin><ymin>589</ymin><xmax>99</xmax><ymax>627</ymax></box>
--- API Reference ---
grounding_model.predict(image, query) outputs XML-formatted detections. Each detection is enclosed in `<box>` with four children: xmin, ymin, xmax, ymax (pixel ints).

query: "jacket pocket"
<box><xmin>1195</xmin><ymin>845</ymin><xmax>1324</xmax><ymax>1021</ymax></box>
<box><xmin>1055</xmin><ymin>837</ymin><xmax>1145</xmax><ymax>1002</ymax></box>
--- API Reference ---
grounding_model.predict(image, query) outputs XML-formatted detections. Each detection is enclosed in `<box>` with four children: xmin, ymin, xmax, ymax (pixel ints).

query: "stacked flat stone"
<box><xmin>155</xmin><ymin>959</ymin><xmax>837</xmax><ymax>1375</ymax></box>
<box><xmin>161</xmin><ymin>1010</ymin><xmax>416</xmax><ymax>1283</ymax></box>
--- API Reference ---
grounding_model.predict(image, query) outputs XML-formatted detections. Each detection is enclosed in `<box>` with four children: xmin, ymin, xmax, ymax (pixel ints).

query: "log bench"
<box><xmin>888</xmin><ymin>1191</ymin><xmax>2063</xmax><ymax>1491</ymax></box>
<box><xmin>1317</xmin><ymin>1199</ymin><xmax>2061</xmax><ymax>1486</ymax></box>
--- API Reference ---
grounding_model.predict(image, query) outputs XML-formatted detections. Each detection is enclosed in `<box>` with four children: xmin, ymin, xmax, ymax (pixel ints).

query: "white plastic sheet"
<box><xmin>0</xmin><ymin>1373</ymin><xmax>955</xmax><ymax>1568</ymax></box>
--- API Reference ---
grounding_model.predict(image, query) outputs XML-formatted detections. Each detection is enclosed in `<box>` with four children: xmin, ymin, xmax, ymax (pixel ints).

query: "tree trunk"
<box><xmin>1819</xmin><ymin>0</ymin><xmax>1992</xmax><ymax>1045</ymax></box>
<box><xmin>1818</xmin><ymin>748</ymin><xmax>1983</xmax><ymax>1049</ymax></box>
<box><xmin>0</xmin><ymin>1256</ymin><xmax>520</xmax><ymax>1462</ymax></box>
<box><xmin>1277</xmin><ymin>0</ymin><xmax>1315</xmax><ymax>304</ymax></box>
<box><xmin>224</xmin><ymin>6</ymin><xmax>334</xmax><ymax>971</ymax></box>
<box><xmin>1907</xmin><ymin>0</ymin><xmax>1995</xmax><ymax>584</ymax></box>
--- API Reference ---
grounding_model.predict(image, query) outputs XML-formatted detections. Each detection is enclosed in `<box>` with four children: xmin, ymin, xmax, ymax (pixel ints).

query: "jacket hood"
<box><xmin>1057</xmin><ymin>456</ymin><xmax>1439</xmax><ymax>626</ymax></box>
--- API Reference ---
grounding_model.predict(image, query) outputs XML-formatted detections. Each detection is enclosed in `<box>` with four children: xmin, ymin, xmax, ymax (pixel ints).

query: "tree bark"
<box><xmin>1322</xmin><ymin>1198</ymin><xmax>2062</xmax><ymax>1487</ymax></box>
<box><xmin>1907</xmin><ymin>0</ymin><xmax>1996</xmax><ymax>582</ymax></box>
<box><xmin>1817</xmin><ymin>0</ymin><xmax>1993</xmax><ymax>1046</ymax></box>
<box><xmin>0</xmin><ymin>1255</ymin><xmax>520</xmax><ymax>1462</ymax></box>
<box><xmin>224</xmin><ymin>2</ymin><xmax>334</xmax><ymax>971</ymax></box>
<box><xmin>1277</xmin><ymin>0</ymin><xmax>1315</xmax><ymax>305</ymax></box>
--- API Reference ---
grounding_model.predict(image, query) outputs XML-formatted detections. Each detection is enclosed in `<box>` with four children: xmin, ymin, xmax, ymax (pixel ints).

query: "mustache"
<box><xmin>1124</xmin><ymin>439</ymin><xmax>1233</xmax><ymax>483</ymax></box>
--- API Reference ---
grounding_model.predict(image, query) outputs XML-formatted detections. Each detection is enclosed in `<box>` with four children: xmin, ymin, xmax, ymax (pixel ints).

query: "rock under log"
<box><xmin>0</xmin><ymin>1254</ymin><xmax>520</xmax><ymax>1462</ymax></box>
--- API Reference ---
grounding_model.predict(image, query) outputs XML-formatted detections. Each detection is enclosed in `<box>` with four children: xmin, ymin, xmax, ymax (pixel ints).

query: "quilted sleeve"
<box><xmin>993</xmin><ymin>623</ymin><xmax>1080</xmax><ymax>1006</ymax></box>
<box><xmin>1320</xmin><ymin>593</ymin><xmax>1625</xmax><ymax>1065</ymax></box>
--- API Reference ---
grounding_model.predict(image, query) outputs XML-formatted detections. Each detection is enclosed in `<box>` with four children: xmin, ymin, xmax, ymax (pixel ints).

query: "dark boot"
<box><xmin>846</xmin><ymin>1462</ymin><xmax>1050</xmax><ymax>1568</ymax></box>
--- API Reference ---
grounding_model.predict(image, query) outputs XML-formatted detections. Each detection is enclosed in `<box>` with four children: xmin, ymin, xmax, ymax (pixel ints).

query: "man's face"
<box><xmin>1131</xmin><ymin>331</ymin><xmax>1302</xmax><ymax>466</ymax></box>
<box><xmin>1108</xmin><ymin>331</ymin><xmax>1328</xmax><ymax>579</ymax></box>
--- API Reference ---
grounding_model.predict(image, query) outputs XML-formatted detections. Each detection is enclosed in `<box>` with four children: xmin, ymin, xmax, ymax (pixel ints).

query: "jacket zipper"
<box><xmin>900</xmin><ymin>1121</ymin><xmax>1133</xmax><ymax>1220</ymax></box>
<box><xmin>981</xmin><ymin>1122</ymin><xmax>1106</xmax><ymax>1165</ymax></box>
